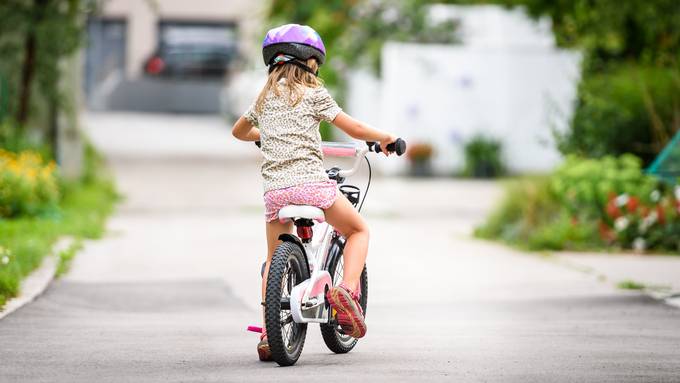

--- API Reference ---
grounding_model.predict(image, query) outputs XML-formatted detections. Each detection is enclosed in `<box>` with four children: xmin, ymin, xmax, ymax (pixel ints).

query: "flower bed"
<box><xmin>476</xmin><ymin>155</ymin><xmax>680</xmax><ymax>253</ymax></box>
<box><xmin>0</xmin><ymin>146</ymin><xmax>118</xmax><ymax>309</ymax></box>
<box><xmin>0</xmin><ymin>149</ymin><xmax>59</xmax><ymax>218</ymax></box>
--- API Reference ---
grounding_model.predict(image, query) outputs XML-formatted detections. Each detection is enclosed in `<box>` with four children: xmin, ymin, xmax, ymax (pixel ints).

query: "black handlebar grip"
<box><xmin>375</xmin><ymin>138</ymin><xmax>407</xmax><ymax>156</ymax></box>
<box><xmin>387</xmin><ymin>138</ymin><xmax>407</xmax><ymax>156</ymax></box>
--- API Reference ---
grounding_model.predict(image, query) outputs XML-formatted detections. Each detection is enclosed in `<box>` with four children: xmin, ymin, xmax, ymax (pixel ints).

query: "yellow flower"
<box><xmin>26</xmin><ymin>168</ymin><xmax>37</xmax><ymax>180</ymax></box>
<box><xmin>0</xmin><ymin>149</ymin><xmax>60</xmax><ymax>218</ymax></box>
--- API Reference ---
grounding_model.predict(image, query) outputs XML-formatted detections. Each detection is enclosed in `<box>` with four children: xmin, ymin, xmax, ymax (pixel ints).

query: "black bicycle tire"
<box><xmin>265</xmin><ymin>242</ymin><xmax>310</xmax><ymax>366</ymax></box>
<box><xmin>320</xmin><ymin>242</ymin><xmax>368</xmax><ymax>354</ymax></box>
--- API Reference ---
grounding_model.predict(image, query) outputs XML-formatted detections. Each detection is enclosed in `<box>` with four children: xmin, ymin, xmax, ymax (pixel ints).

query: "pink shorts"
<box><xmin>264</xmin><ymin>181</ymin><xmax>338</xmax><ymax>222</ymax></box>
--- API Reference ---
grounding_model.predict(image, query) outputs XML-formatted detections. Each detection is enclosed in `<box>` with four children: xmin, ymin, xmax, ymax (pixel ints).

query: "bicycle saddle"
<box><xmin>278</xmin><ymin>205</ymin><xmax>326</xmax><ymax>223</ymax></box>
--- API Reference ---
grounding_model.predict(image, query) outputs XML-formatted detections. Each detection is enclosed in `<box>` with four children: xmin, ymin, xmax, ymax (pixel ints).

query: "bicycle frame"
<box><xmin>289</xmin><ymin>142</ymin><xmax>369</xmax><ymax>324</ymax></box>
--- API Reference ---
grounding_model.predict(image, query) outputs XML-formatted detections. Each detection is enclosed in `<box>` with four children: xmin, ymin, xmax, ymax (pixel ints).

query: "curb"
<box><xmin>664</xmin><ymin>295</ymin><xmax>680</xmax><ymax>309</ymax></box>
<box><xmin>553</xmin><ymin>254</ymin><xmax>680</xmax><ymax>309</ymax></box>
<box><xmin>648</xmin><ymin>290</ymin><xmax>680</xmax><ymax>309</ymax></box>
<box><xmin>0</xmin><ymin>237</ymin><xmax>74</xmax><ymax>321</ymax></box>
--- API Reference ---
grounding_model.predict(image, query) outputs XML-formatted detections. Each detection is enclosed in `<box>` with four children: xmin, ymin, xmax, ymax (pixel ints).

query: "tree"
<box><xmin>267</xmin><ymin>0</ymin><xmax>459</xmax><ymax>85</ymax></box>
<box><xmin>0</xmin><ymin>0</ymin><xmax>90</xmax><ymax>148</ymax></box>
<box><xmin>490</xmin><ymin>0</ymin><xmax>680</xmax><ymax>162</ymax></box>
<box><xmin>501</xmin><ymin>0</ymin><xmax>680</xmax><ymax>71</ymax></box>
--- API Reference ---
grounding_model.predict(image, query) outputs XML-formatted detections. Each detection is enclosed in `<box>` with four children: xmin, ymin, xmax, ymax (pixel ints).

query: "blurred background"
<box><xmin>1</xmin><ymin>0</ymin><xmax>679</xmax><ymax>303</ymax></box>
<box><xmin>1</xmin><ymin>0</ymin><xmax>678</xmax><ymax>172</ymax></box>
<box><xmin>81</xmin><ymin>0</ymin><xmax>578</xmax><ymax>174</ymax></box>
<box><xmin>1</xmin><ymin>1</ymin><xmax>680</xmax><ymax>379</ymax></box>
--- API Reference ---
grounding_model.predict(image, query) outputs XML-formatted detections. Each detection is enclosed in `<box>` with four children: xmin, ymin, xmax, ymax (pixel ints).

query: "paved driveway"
<box><xmin>1</xmin><ymin>112</ymin><xmax>678</xmax><ymax>382</ymax></box>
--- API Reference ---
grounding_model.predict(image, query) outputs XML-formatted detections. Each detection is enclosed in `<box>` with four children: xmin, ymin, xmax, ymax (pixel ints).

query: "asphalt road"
<box><xmin>1</xmin><ymin>113</ymin><xmax>679</xmax><ymax>383</ymax></box>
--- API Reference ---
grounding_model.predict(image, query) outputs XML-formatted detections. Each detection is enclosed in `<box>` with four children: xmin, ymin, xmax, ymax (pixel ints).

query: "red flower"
<box><xmin>640</xmin><ymin>206</ymin><xmax>650</xmax><ymax>217</ymax></box>
<box><xmin>598</xmin><ymin>221</ymin><xmax>616</xmax><ymax>242</ymax></box>
<box><xmin>606</xmin><ymin>200</ymin><xmax>621</xmax><ymax>219</ymax></box>
<box><xmin>657</xmin><ymin>205</ymin><xmax>666</xmax><ymax>225</ymax></box>
<box><xmin>626</xmin><ymin>196</ymin><xmax>639</xmax><ymax>213</ymax></box>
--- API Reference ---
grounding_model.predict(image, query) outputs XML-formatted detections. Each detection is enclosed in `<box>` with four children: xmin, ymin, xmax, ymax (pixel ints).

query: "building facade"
<box><xmin>94</xmin><ymin>0</ymin><xmax>264</xmax><ymax>78</ymax></box>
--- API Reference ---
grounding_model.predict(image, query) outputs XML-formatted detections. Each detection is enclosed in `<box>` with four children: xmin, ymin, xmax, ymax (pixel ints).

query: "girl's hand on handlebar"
<box><xmin>380</xmin><ymin>135</ymin><xmax>399</xmax><ymax>156</ymax></box>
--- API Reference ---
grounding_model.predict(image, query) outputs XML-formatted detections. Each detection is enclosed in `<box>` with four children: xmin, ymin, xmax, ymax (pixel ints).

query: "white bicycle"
<box><xmin>257</xmin><ymin>139</ymin><xmax>406</xmax><ymax>366</ymax></box>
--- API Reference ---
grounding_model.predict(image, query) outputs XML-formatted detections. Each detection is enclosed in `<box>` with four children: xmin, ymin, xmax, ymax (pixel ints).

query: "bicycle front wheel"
<box><xmin>265</xmin><ymin>242</ymin><xmax>310</xmax><ymax>366</ymax></box>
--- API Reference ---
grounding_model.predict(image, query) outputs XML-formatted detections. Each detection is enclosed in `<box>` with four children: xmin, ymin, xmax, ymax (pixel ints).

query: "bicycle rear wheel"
<box><xmin>320</xmin><ymin>243</ymin><xmax>368</xmax><ymax>354</ymax></box>
<box><xmin>265</xmin><ymin>242</ymin><xmax>310</xmax><ymax>366</ymax></box>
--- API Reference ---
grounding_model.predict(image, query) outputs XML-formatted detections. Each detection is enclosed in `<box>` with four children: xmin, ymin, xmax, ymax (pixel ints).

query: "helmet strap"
<box><xmin>268</xmin><ymin>54</ymin><xmax>318</xmax><ymax>76</ymax></box>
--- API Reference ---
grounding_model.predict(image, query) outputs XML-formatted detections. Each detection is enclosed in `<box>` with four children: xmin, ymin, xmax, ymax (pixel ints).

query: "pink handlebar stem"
<box><xmin>247</xmin><ymin>325</ymin><xmax>263</xmax><ymax>333</ymax></box>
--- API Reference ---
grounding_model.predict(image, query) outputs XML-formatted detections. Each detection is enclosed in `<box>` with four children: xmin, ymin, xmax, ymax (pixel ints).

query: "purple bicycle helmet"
<box><xmin>262</xmin><ymin>24</ymin><xmax>326</xmax><ymax>67</ymax></box>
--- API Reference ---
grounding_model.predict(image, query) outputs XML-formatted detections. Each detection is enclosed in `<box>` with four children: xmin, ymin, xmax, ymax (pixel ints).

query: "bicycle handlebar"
<box><xmin>368</xmin><ymin>138</ymin><xmax>407</xmax><ymax>156</ymax></box>
<box><xmin>253</xmin><ymin>138</ymin><xmax>407</xmax><ymax>178</ymax></box>
<box><xmin>254</xmin><ymin>138</ymin><xmax>407</xmax><ymax>157</ymax></box>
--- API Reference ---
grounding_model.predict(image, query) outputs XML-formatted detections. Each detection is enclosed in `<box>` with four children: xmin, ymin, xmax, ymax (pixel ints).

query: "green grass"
<box><xmin>56</xmin><ymin>239</ymin><xmax>83</xmax><ymax>277</ymax></box>
<box><xmin>474</xmin><ymin>176</ymin><xmax>601</xmax><ymax>251</ymax></box>
<box><xmin>617</xmin><ymin>279</ymin><xmax>646</xmax><ymax>290</ymax></box>
<box><xmin>0</xmin><ymin>147</ymin><xmax>118</xmax><ymax>310</ymax></box>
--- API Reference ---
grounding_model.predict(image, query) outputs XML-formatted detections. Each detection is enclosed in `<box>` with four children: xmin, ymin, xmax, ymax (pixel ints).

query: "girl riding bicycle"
<box><xmin>231</xmin><ymin>24</ymin><xmax>398</xmax><ymax>362</ymax></box>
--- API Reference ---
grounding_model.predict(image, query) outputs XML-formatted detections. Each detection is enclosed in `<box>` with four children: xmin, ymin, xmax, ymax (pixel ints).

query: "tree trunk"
<box><xmin>16</xmin><ymin>0</ymin><xmax>49</xmax><ymax>127</ymax></box>
<box><xmin>16</xmin><ymin>31</ymin><xmax>36</xmax><ymax>126</ymax></box>
<box><xmin>48</xmin><ymin>100</ymin><xmax>58</xmax><ymax>157</ymax></box>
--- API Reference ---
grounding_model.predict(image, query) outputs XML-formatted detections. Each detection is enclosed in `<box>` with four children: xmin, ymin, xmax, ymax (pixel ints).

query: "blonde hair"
<box><xmin>255</xmin><ymin>58</ymin><xmax>321</xmax><ymax>114</ymax></box>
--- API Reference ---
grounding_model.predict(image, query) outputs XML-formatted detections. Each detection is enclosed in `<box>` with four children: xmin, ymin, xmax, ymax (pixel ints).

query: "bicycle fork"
<box><xmin>290</xmin><ymin>223</ymin><xmax>335</xmax><ymax>324</ymax></box>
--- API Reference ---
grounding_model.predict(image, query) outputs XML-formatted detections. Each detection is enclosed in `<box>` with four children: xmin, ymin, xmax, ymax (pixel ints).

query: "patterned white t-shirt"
<box><xmin>244</xmin><ymin>81</ymin><xmax>342</xmax><ymax>192</ymax></box>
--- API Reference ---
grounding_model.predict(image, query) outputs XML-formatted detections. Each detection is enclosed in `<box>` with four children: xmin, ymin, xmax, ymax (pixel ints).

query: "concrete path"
<box><xmin>1</xmin><ymin>112</ymin><xmax>679</xmax><ymax>382</ymax></box>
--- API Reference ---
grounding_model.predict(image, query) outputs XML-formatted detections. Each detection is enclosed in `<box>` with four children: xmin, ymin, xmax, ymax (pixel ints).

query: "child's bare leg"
<box><xmin>263</xmin><ymin>220</ymin><xmax>293</xmax><ymax>325</ymax></box>
<box><xmin>323</xmin><ymin>195</ymin><xmax>369</xmax><ymax>291</ymax></box>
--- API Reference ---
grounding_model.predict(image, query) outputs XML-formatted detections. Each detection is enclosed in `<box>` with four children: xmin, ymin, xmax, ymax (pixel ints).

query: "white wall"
<box><xmin>347</xmin><ymin>5</ymin><xmax>581</xmax><ymax>175</ymax></box>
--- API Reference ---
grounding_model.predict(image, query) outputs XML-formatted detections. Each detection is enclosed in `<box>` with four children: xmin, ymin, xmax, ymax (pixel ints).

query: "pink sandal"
<box><xmin>326</xmin><ymin>282</ymin><xmax>367</xmax><ymax>338</ymax></box>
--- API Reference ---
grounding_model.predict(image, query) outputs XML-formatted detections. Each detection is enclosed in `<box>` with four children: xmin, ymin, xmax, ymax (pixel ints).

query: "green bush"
<box><xmin>0</xmin><ymin>149</ymin><xmax>59</xmax><ymax>218</ymax></box>
<box><xmin>476</xmin><ymin>155</ymin><xmax>680</xmax><ymax>253</ymax></box>
<box><xmin>463</xmin><ymin>134</ymin><xmax>505</xmax><ymax>178</ymax></box>
<box><xmin>550</xmin><ymin>154</ymin><xmax>658</xmax><ymax>221</ymax></box>
<box><xmin>557</xmin><ymin>65</ymin><xmax>680</xmax><ymax>165</ymax></box>
<box><xmin>475</xmin><ymin>176</ymin><xmax>599</xmax><ymax>250</ymax></box>
<box><xmin>0</xmin><ymin>120</ymin><xmax>50</xmax><ymax>156</ymax></box>
<box><xmin>0</xmin><ymin>144</ymin><xmax>118</xmax><ymax>309</ymax></box>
